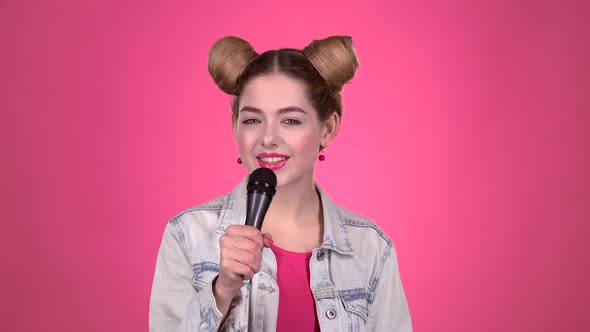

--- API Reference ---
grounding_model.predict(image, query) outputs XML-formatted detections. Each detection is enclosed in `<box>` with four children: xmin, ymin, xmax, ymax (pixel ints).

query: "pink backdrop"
<box><xmin>1</xmin><ymin>0</ymin><xmax>588</xmax><ymax>331</ymax></box>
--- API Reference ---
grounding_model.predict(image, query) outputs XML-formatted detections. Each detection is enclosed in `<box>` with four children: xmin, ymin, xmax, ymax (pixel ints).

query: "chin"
<box><xmin>275</xmin><ymin>172</ymin><xmax>309</xmax><ymax>190</ymax></box>
<box><xmin>273</xmin><ymin>173</ymin><xmax>291</xmax><ymax>190</ymax></box>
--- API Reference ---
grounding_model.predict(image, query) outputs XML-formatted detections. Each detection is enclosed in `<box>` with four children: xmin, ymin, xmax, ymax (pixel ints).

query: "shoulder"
<box><xmin>317</xmin><ymin>183</ymin><xmax>395</xmax><ymax>257</ymax></box>
<box><xmin>169</xmin><ymin>193</ymin><xmax>229</xmax><ymax>227</ymax></box>
<box><xmin>330</xmin><ymin>203</ymin><xmax>397</xmax><ymax>262</ymax></box>
<box><xmin>165</xmin><ymin>193</ymin><xmax>231</xmax><ymax>249</ymax></box>
<box><xmin>335</xmin><ymin>205</ymin><xmax>392</xmax><ymax>246</ymax></box>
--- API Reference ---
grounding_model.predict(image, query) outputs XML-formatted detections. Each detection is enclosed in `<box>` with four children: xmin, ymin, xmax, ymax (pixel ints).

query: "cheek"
<box><xmin>236</xmin><ymin>132</ymin><xmax>254</xmax><ymax>150</ymax></box>
<box><xmin>291</xmin><ymin>132</ymin><xmax>321</xmax><ymax>156</ymax></box>
<box><xmin>235</xmin><ymin>132</ymin><xmax>258</xmax><ymax>171</ymax></box>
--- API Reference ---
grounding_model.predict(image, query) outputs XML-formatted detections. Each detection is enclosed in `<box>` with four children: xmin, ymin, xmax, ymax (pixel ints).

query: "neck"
<box><xmin>261</xmin><ymin>176</ymin><xmax>324</xmax><ymax>251</ymax></box>
<box><xmin>265</xmin><ymin>176</ymin><xmax>320</xmax><ymax>226</ymax></box>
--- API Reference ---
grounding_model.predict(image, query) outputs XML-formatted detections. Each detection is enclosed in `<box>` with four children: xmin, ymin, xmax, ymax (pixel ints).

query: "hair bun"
<box><xmin>302</xmin><ymin>36</ymin><xmax>359</xmax><ymax>92</ymax></box>
<box><xmin>208</xmin><ymin>36</ymin><xmax>258</xmax><ymax>95</ymax></box>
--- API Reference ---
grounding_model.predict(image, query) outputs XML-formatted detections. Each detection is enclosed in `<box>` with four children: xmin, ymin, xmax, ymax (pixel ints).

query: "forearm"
<box><xmin>150</xmin><ymin>223</ymin><xmax>225</xmax><ymax>331</ymax></box>
<box><xmin>150</xmin><ymin>276</ymin><xmax>225</xmax><ymax>331</ymax></box>
<box><xmin>212</xmin><ymin>276</ymin><xmax>237</xmax><ymax>327</ymax></box>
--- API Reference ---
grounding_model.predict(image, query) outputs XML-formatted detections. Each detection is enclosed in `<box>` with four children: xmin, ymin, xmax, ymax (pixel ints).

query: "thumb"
<box><xmin>262</xmin><ymin>233</ymin><xmax>274</xmax><ymax>248</ymax></box>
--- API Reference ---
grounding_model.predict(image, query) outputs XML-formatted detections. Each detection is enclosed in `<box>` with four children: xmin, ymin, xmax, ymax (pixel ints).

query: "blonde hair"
<box><xmin>302</xmin><ymin>36</ymin><xmax>359</xmax><ymax>92</ymax></box>
<box><xmin>208</xmin><ymin>35</ymin><xmax>359</xmax><ymax>121</ymax></box>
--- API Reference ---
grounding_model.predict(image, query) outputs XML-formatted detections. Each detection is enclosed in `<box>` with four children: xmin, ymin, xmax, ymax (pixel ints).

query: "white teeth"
<box><xmin>261</xmin><ymin>157</ymin><xmax>286</xmax><ymax>163</ymax></box>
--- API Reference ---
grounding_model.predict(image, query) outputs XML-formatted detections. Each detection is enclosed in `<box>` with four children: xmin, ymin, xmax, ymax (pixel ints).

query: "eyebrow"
<box><xmin>239</xmin><ymin>106</ymin><xmax>308</xmax><ymax>115</ymax></box>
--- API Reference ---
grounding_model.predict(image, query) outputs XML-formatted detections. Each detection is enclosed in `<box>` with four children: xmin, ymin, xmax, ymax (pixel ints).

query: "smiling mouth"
<box><xmin>258</xmin><ymin>156</ymin><xmax>287</xmax><ymax>164</ymax></box>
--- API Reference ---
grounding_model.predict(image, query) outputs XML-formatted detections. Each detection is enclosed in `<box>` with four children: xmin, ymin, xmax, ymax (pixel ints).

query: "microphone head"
<box><xmin>247</xmin><ymin>167</ymin><xmax>277</xmax><ymax>197</ymax></box>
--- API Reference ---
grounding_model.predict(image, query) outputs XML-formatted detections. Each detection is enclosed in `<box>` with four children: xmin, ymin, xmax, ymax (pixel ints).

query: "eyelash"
<box><xmin>242</xmin><ymin>118</ymin><xmax>261</xmax><ymax>124</ymax></box>
<box><xmin>283</xmin><ymin>118</ymin><xmax>302</xmax><ymax>125</ymax></box>
<box><xmin>241</xmin><ymin>118</ymin><xmax>302</xmax><ymax>125</ymax></box>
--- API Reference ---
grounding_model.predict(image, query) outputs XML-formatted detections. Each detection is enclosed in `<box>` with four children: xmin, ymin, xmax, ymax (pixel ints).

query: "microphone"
<box><xmin>245</xmin><ymin>167</ymin><xmax>277</xmax><ymax>230</ymax></box>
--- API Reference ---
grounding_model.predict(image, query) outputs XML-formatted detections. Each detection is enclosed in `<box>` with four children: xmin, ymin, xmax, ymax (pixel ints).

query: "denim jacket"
<box><xmin>149</xmin><ymin>178</ymin><xmax>412</xmax><ymax>331</ymax></box>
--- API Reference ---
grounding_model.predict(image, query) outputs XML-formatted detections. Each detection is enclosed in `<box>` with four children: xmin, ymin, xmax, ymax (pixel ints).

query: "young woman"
<box><xmin>150</xmin><ymin>35</ymin><xmax>412</xmax><ymax>331</ymax></box>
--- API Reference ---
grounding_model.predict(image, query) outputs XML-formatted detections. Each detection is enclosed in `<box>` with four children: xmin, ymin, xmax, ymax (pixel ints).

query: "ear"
<box><xmin>320</xmin><ymin>112</ymin><xmax>341</xmax><ymax>149</ymax></box>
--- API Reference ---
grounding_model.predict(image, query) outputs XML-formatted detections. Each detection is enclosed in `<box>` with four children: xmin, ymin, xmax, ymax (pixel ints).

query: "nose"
<box><xmin>261</xmin><ymin>122</ymin><xmax>281</xmax><ymax>147</ymax></box>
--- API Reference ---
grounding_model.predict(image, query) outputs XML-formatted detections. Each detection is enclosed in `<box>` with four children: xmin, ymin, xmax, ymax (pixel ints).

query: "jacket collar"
<box><xmin>218</xmin><ymin>177</ymin><xmax>355</xmax><ymax>256</ymax></box>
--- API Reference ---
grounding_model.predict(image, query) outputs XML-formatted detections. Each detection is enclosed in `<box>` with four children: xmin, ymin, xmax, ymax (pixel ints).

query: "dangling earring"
<box><xmin>318</xmin><ymin>145</ymin><xmax>325</xmax><ymax>161</ymax></box>
<box><xmin>237</xmin><ymin>157</ymin><xmax>242</xmax><ymax>164</ymax></box>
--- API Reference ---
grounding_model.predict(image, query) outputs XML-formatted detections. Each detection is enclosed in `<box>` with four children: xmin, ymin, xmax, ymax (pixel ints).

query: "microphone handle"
<box><xmin>245</xmin><ymin>192</ymin><xmax>272</xmax><ymax>230</ymax></box>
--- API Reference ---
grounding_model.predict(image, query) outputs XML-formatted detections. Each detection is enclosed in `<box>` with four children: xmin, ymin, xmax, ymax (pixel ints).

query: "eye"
<box><xmin>242</xmin><ymin>118</ymin><xmax>261</xmax><ymax>124</ymax></box>
<box><xmin>283</xmin><ymin>118</ymin><xmax>302</xmax><ymax>125</ymax></box>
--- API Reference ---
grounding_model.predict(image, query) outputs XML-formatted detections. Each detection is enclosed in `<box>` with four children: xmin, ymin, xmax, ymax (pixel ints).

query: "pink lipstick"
<box><xmin>256</xmin><ymin>152</ymin><xmax>289</xmax><ymax>171</ymax></box>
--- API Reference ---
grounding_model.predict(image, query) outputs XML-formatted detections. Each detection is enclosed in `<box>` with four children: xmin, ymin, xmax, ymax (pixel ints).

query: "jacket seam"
<box><xmin>367</xmin><ymin>243</ymin><xmax>392</xmax><ymax>308</ymax></box>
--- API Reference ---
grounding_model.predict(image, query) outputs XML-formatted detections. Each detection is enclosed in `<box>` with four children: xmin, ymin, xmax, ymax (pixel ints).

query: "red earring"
<box><xmin>237</xmin><ymin>157</ymin><xmax>242</xmax><ymax>164</ymax></box>
<box><xmin>318</xmin><ymin>154</ymin><xmax>325</xmax><ymax>161</ymax></box>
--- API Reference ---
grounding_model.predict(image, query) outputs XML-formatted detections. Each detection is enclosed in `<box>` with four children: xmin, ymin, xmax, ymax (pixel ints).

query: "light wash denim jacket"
<box><xmin>150</xmin><ymin>178</ymin><xmax>412</xmax><ymax>331</ymax></box>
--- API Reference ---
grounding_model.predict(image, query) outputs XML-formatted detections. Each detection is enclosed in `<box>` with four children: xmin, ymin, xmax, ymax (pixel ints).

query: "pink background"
<box><xmin>1</xmin><ymin>0</ymin><xmax>588</xmax><ymax>331</ymax></box>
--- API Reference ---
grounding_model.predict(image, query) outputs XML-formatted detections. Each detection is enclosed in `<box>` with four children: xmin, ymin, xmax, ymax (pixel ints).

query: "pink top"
<box><xmin>271</xmin><ymin>244</ymin><xmax>321</xmax><ymax>332</ymax></box>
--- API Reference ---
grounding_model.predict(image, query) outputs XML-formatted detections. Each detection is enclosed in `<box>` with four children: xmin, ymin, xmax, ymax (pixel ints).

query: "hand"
<box><xmin>214</xmin><ymin>225</ymin><xmax>273</xmax><ymax>303</ymax></box>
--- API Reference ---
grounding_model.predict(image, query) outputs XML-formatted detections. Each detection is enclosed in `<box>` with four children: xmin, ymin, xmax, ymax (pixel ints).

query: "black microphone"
<box><xmin>245</xmin><ymin>168</ymin><xmax>277</xmax><ymax>230</ymax></box>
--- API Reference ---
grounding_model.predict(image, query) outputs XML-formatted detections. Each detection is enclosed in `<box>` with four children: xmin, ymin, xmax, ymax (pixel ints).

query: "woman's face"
<box><xmin>233</xmin><ymin>73</ymin><xmax>339</xmax><ymax>189</ymax></box>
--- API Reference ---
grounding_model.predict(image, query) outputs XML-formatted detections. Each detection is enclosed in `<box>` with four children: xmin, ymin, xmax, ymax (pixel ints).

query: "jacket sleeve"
<box><xmin>149</xmin><ymin>222</ymin><xmax>224</xmax><ymax>331</ymax></box>
<box><xmin>366</xmin><ymin>244</ymin><xmax>413</xmax><ymax>331</ymax></box>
